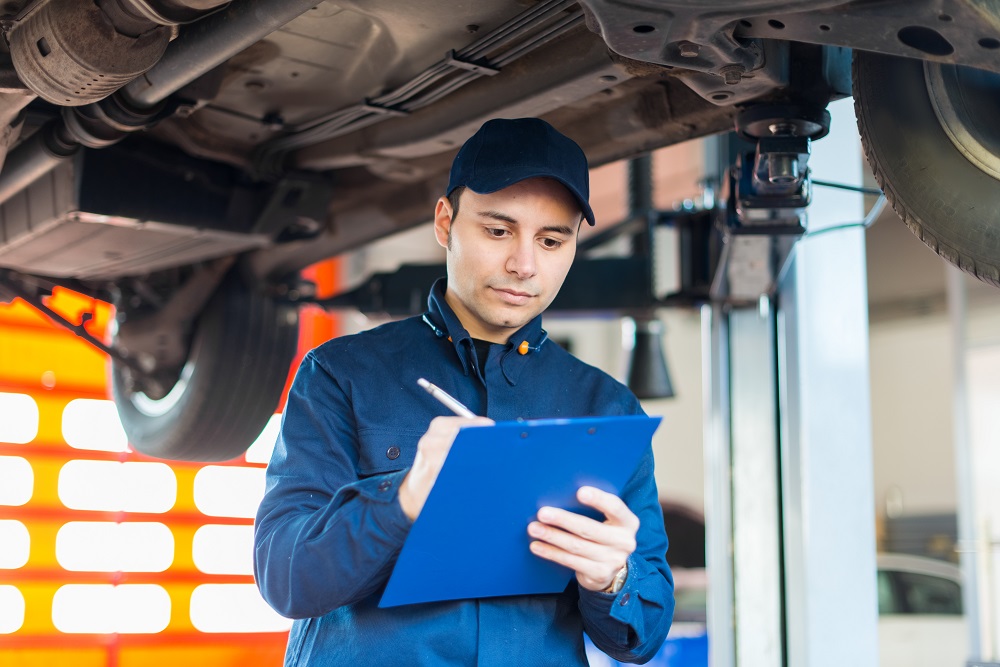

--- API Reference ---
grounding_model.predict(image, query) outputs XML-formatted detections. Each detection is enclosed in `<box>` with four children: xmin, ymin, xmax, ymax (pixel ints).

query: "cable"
<box><xmin>462</xmin><ymin>0</ymin><xmax>576</xmax><ymax>59</ymax></box>
<box><xmin>801</xmin><ymin>192</ymin><xmax>887</xmax><ymax>239</ymax></box>
<box><xmin>774</xmin><ymin>193</ymin><xmax>887</xmax><ymax>288</ymax></box>
<box><xmin>812</xmin><ymin>179</ymin><xmax>884</xmax><ymax>196</ymax></box>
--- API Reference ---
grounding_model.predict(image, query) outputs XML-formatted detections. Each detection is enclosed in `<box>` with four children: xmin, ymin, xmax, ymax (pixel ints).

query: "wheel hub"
<box><xmin>925</xmin><ymin>61</ymin><xmax>1000</xmax><ymax>181</ymax></box>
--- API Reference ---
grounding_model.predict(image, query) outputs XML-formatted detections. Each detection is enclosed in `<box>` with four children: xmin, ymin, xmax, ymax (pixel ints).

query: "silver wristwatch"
<box><xmin>604</xmin><ymin>564</ymin><xmax>628</xmax><ymax>594</ymax></box>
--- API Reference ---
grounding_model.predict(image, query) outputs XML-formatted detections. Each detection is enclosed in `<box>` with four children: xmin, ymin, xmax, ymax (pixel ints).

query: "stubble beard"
<box><xmin>478</xmin><ymin>285</ymin><xmax>553</xmax><ymax>332</ymax></box>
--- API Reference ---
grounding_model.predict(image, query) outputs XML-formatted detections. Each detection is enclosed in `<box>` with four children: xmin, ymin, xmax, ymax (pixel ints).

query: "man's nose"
<box><xmin>505</xmin><ymin>239</ymin><xmax>537</xmax><ymax>278</ymax></box>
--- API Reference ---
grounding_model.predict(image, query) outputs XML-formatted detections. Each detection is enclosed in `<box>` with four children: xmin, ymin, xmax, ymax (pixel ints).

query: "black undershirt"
<box><xmin>472</xmin><ymin>338</ymin><xmax>495</xmax><ymax>374</ymax></box>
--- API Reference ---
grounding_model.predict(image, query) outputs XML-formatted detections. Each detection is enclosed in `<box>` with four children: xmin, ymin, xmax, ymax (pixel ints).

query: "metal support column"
<box><xmin>775</xmin><ymin>97</ymin><xmax>878</xmax><ymax>667</ymax></box>
<box><xmin>776</xmin><ymin>229</ymin><xmax>877</xmax><ymax>666</ymax></box>
<box><xmin>703</xmin><ymin>302</ymin><xmax>784</xmax><ymax>667</ymax></box>
<box><xmin>702</xmin><ymin>97</ymin><xmax>878</xmax><ymax>666</ymax></box>
<box><xmin>730</xmin><ymin>304</ymin><xmax>783</xmax><ymax>665</ymax></box>
<box><xmin>703</xmin><ymin>303</ymin><xmax>736</xmax><ymax>667</ymax></box>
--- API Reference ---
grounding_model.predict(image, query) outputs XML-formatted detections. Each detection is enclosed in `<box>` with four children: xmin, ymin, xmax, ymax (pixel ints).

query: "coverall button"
<box><xmin>378</xmin><ymin>480</ymin><xmax>392</xmax><ymax>492</ymax></box>
<box><xmin>620</xmin><ymin>593</ymin><xmax>630</xmax><ymax>606</ymax></box>
<box><xmin>386</xmin><ymin>446</ymin><xmax>400</xmax><ymax>460</ymax></box>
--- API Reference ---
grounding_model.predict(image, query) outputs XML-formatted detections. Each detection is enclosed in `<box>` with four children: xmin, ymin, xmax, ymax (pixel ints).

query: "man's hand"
<box><xmin>398</xmin><ymin>415</ymin><xmax>493</xmax><ymax>521</ymax></box>
<box><xmin>527</xmin><ymin>486</ymin><xmax>639</xmax><ymax>592</ymax></box>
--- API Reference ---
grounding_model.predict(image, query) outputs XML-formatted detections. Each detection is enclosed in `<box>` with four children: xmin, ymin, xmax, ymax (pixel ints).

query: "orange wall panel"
<box><xmin>0</xmin><ymin>648</ymin><xmax>108</xmax><ymax>667</ymax></box>
<box><xmin>119</xmin><ymin>643</ymin><xmax>288</xmax><ymax>667</ymax></box>
<box><xmin>0</xmin><ymin>259</ymin><xmax>342</xmax><ymax>666</ymax></box>
<box><xmin>12</xmin><ymin>583</ymin><xmax>59</xmax><ymax>635</ymax></box>
<box><xmin>0</xmin><ymin>328</ymin><xmax>108</xmax><ymax>392</ymax></box>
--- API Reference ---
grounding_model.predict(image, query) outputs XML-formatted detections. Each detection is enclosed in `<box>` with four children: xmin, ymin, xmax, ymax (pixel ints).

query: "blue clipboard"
<box><xmin>379</xmin><ymin>414</ymin><xmax>661</xmax><ymax>608</ymax></box>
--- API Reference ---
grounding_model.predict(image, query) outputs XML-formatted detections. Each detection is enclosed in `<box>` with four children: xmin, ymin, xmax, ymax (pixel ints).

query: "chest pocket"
<box><xmin>356</xmin><ymin>428</ymin><xmax>421</xmax><ymax>477</ymax></box>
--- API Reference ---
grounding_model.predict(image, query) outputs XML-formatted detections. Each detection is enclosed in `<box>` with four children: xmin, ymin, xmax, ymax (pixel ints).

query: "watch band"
<box><xmin>604</xmin><ymin>564</ymin><xmax>628</xmax><ymax>594</ymax></box>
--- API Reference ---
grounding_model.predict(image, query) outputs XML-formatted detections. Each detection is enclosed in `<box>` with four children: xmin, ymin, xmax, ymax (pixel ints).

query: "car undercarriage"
<box><xmin>0</xmin><ymin>0</ymin><xmax>998</xmax><ymax>460</ymax></box>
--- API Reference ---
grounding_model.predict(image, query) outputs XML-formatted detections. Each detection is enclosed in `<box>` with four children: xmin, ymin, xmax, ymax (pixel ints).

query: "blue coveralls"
<box><xmin>254</xmin><ymin>279</ymin><xmax>674</xmax><ymax>666</ymax></box>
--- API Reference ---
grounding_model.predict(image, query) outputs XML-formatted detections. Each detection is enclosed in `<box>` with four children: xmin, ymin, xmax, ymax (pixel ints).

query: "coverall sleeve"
<box><xmin>577</xmin><ymin>445</ymin><xmax>675</xmax><ymax>663</ymax></box>
<box><xmin>254</xmin><ymin>352</ymin><xmax>413</xmax><ymax>619</ymax></box>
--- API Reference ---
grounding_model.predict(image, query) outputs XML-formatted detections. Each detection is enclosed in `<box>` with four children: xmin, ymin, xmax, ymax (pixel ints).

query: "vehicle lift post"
<box><xmin>703</xmin><ymin>98</ymin><xmax>879</xmax><ymax>667</ymax></box>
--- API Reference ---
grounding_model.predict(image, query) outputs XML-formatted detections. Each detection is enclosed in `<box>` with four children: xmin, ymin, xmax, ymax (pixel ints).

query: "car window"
<box><xmin>885</xmin><ymin>570</ymin><xmax>963</xmax><ymax>615</ymax></box>
<box><xmin>877</xmin><ymin>570</ymin><xmax>898</xmax><ymax>614</ymax></box>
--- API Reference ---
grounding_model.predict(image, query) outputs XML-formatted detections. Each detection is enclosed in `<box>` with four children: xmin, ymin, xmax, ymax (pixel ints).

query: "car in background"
<box><xmin>878</xmin><ymin>553</ymin><xmax>966</xmax><ymax>667</ymax></box>
<box><xmin>586</xmin><ymin>554</ymin><xmax>964</xmax><ymax>666</ymax></box>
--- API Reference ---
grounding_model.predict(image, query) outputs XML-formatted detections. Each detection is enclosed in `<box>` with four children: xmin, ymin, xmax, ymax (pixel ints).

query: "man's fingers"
<box><xmin>528</xmin><ymin>521</ymin><xmax>621</xmax><ymax>560</ymax></box>
<box><xmin>418</xmin><ymin>416</ymin><xmax>494</xmax><ymax>460</ymax></box>
<box><xmin>535</xmin><ymin>505</ymin><xmax>636</xmax><ymax>553</ymax></box>
<box><xmin>426</xmin><ymin>415</ymin><xmax>495</xmax><ymax>430</ymax></box>
<box><xmin>415</xmin><ymin>415</ymin><xmax>495</xmax><ymax>478</ymax></box>
<box><xmin>401</xmin><ymin>415</ymin><xmax>494</xmax><ymax>521</ymax></box>
<box><xmin>576</xmin><ymin>486</ymin><xmax>640</xmax><ymax>530</ymax></box>
<box><xmin>531</xmin><ymin>509</ymin><xmax>636</xmax><ymax>557</ymax></box>
<box><xmin>529</xmin><ymin>540</ymin><xmax>609</xmax><ymax>584</ymax></box>
<box><xmin>423</xmin><ymin>415</ymin><xmax>494</xmax><ymax>440</ymax></box>
<box><xmin>535</xmin><ymin>506</ymin><xmax>604</xmax><ymax>542</ymax></box>
<box><xmin>530</xmin><ymin>489</ymin><xmax>639</xmax><ymax>593</ymax></box>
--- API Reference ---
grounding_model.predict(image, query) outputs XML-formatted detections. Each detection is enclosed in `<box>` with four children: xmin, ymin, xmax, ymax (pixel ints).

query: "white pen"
<box><xmin>417</xmin><ymin>378</ymin><xmax>478</xmax><ymax>418</ymax></box>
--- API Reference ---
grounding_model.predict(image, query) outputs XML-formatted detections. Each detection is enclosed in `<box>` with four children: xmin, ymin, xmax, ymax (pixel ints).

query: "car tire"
<box><xmin>111</xmin><ymin>270</ymin><xmax>299</xmax><ymax>462</ymax></box>
<box><xmin>853</xmin><ymin>51</ymin><xmax>1000</xmax><ymax>286</ymax></box>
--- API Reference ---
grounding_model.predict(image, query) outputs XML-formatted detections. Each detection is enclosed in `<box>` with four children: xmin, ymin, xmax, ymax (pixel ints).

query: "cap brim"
<box><xmin>461</xmin><ymin>170</ymin><xmax>596</xmax><ymax>226</ymax></box>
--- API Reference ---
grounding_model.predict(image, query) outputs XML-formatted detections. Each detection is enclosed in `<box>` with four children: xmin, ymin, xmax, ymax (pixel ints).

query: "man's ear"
<box><xmin>433</xmin><ymin>196</ymin><xmax>453</xmax><ymax>249</ymax></box>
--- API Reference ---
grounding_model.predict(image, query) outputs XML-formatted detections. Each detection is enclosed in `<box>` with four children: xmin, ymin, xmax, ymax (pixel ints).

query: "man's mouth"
<box><xmin>492</xmin><ymin>287</ymin><xmax>535</xmax><ymax>305</ymax></box>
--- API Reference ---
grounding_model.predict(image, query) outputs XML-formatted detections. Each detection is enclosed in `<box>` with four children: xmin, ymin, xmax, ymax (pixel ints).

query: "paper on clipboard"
<box><xmin>379</xmin><ymin>414</ymin><xmax>661</xmax><ymax>608</ymax></box>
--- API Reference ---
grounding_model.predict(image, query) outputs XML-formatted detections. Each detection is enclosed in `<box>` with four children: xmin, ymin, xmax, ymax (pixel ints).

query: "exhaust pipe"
<box><xmin>122</xmin><ymin>0</ymin><xmax>324</xmax><ymax>108</ymax></box>
<box><xmin>0</xmin><ymin>0</ymin><xmax>320</xmax><ymax>206</ymax></box>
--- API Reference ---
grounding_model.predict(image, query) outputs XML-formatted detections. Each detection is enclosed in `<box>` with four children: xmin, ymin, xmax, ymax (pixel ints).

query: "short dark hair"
<box><xmin>447</xmin><ymin>186</ymin><xmax>465</xmax><ymax>219</ymax></box>
<box><xmin>444</xmin><ymin>186</ymin><xmax>465</xmax><ymax>249</ymax></box>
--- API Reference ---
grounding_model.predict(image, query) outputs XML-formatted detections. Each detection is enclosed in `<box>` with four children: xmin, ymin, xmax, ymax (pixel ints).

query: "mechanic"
<box><xmin>254</xmin><ymin>117</ymin><xmax>675</xmax><ymax>666</ymax></box>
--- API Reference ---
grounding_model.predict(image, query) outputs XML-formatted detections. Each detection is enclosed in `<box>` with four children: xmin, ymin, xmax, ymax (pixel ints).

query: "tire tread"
<box><xmin>852</xmin><ymin>54</ymin><xmax>1000</xmax><ymax>288</ymax></box>
<box><xmin>113</xmin><ymin>270</ymin><xmax>299</xmax><ymax>462</ymax></box>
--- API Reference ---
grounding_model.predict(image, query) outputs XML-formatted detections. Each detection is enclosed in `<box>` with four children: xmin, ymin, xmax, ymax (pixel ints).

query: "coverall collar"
<box><xmin>424</xmin><ymin>278</ymin><xmax>546</xmax><ymax>385</ymax></box>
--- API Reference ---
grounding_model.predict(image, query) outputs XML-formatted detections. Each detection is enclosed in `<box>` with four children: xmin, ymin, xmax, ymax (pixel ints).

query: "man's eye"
<box><xmin>486</xmin><ymin>228</ymin><xmax>508</xmax><ymax>238</ymax></box>
<box><xmin>540</xmin><ymin>238</ymin><xmax>563</xmax><ymax>249</ymax></box>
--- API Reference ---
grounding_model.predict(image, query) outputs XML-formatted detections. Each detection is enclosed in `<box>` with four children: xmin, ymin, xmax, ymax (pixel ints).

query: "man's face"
<box><xmin>433</xmin><ymin>177</ymin><xmax>581</xmax><ymax>343</ymax></box>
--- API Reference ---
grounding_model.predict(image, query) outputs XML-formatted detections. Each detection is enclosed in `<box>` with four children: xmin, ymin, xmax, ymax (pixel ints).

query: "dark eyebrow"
<box><xmin>476</xmin><ymin>209</ymin><xmax>576</xmax><ymax>236</ymax></box>
<box><xmin>477</xmin><ymin>209</ymin><xmax>517</xmax><ymax>224</ymax></box>
<box><xmin>541</xmin><ymin>224</ymin><xmax>576</xmax><ymax>236</ymax></box>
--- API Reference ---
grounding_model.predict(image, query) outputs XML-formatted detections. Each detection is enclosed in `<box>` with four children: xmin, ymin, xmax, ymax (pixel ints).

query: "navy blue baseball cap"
<box><xmin>447</xmin><ymin>117</ymin><xmax>595</xmax><ymax>225</ymax></box>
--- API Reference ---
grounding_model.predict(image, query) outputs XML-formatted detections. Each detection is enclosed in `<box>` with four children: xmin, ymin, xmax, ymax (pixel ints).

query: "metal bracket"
<box><xmin>0</xmin><ymin>268</ymin><xmax>153</xmax><ymax>382</ymax></box>
<box><xmin>734</xmin><ymin>151</ymin><xmax>811</xmax><ymax>232</ymax></box>
<box><xmin>0</xmin><ymin>258</ymin><xmax>234</xmax><ymax>399</ymax></box>
<box><xmin>111</xmin><ymin>258</ymin><xmax>233</xmax><ymax>394</ymax></box>
<box><xmin>444</xmin><ymin>49</ymin><xmax>500</xmax><ymax>76</ymax></box>
<box><xmin>251</xmin><ymin>173</ymin><xmax>334</xmax><ymax>241</ymax></box>
<box><xmin>359</xmin><ymin>99</ymin><xmax>409</xmax><ymax>117</ymax></box>
<box><xmin>726</xmin><ymin>104</ymin><xmax>831</xmax><ymax>236</ymax></box>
